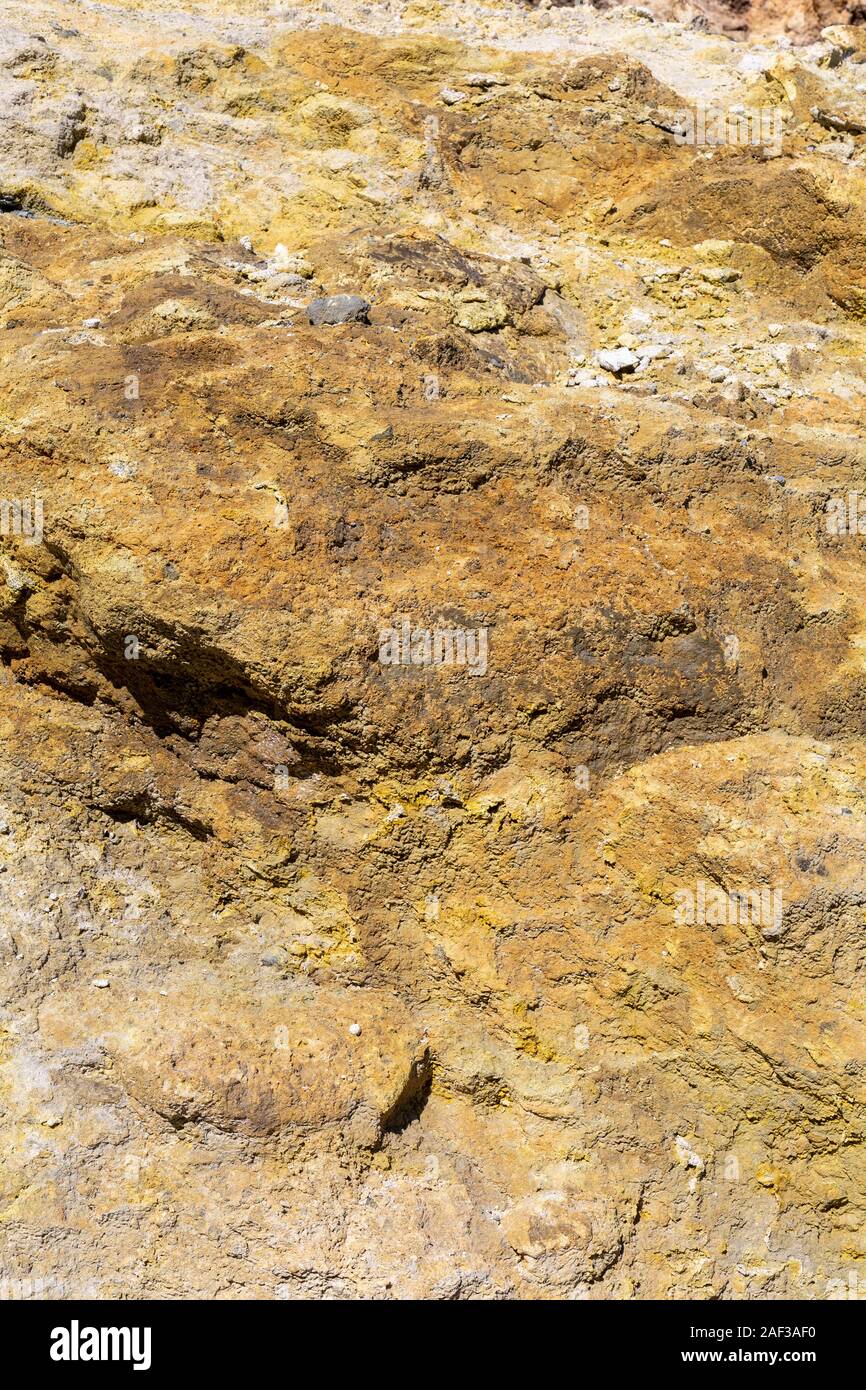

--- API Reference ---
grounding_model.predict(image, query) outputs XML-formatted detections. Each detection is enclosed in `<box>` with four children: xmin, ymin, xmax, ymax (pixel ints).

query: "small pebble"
<box><xmin>348</xmin><ymin>1023</ymin><xmax>362</xmax><ymax>1036</ymax></box>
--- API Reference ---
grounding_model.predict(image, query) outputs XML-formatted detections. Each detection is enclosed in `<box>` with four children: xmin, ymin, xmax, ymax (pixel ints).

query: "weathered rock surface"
<box><xmin>307</xmin><ymin>293</ymin><xmax>371</xmax><ymax>325</ymax></box>
<box><xmin>0</xmin><ymin>0</ymin><xmax>865</xmax><ymax>1300</ymax></box>
<box><xmin>586</xmin><ymin>0</ymin><xmax>864</xmax><ymax>44</ymax></box>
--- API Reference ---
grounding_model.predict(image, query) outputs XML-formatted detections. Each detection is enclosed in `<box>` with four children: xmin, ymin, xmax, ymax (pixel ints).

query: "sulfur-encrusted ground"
<box><xmin>0</xmin><ymin>0</ymin><xmax>865</xmax><ymax>1299</ymax></box>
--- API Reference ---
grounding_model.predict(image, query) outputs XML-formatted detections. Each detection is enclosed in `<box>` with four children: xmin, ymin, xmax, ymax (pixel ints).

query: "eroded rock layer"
<box><xmin>584</xmin><ymin>1</ymin><xmax>864</xmax><ymax>45</ymax></box>
<box><xmin>1</xmin><ymin>0</ymin><xmax>866</xmax><ymax>1299</ymax></box>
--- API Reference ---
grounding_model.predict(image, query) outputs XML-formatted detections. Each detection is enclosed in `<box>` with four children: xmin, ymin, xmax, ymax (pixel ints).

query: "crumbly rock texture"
<box><xmin>1</xmin><ymin>0</ymin><xmax>866</xmax><ymax>1300</ymax></box>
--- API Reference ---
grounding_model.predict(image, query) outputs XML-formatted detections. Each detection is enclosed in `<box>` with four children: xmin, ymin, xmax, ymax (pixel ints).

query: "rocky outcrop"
<box><xmin>583</xmin><ymin>0</ymin><xmax>865</xmax><ymax>44</ymax></box>
<box><xmin>1</xmin><ymin>0</ymin><xmax>866</xmax><ymax>1300</ymax></box>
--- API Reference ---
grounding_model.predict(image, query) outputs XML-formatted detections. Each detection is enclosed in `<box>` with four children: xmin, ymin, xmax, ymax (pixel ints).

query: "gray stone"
<box><xmin>306</xmin><ymin>294</ymin><xmax>370</xmax><ymax>326</ymax></box>
<box><xmin>597</xmin><ymin>347</ymin><xmax>638</xmax><ymax>375</ymax></box>
<box><xmin>56</xmin><ymin>106</ymin><xmax>87</xmax><ymax>158</ymax></box>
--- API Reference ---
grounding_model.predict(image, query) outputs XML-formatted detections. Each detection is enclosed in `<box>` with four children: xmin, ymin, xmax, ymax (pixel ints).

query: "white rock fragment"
<box><xmin>769</xmin><ymin>344</ymin><xmax>793</xmax><ymax>369</ymax></box>
<box><xmin>2</xmin><ymin>557</ymin><xmax>29</xmax><ymax>594</ymax></box>
<box><xmin>464</xmin><ymin>72</ymin><xmax>506</xmax><ymax>88</ymax></box>
<box><xmin>722</xmin><ymin>377</ymin><xmax>746</xmax><ymax>403</ymax></box>
<box><xmin>726</xmin><ymin>974</ymin><xmax>758</xmax><ymax>1003</ymax></box>
<box><xmin>597</xmin><ymin>347</ymin><xmax>638</xmax><ymax>375</ymax></box>
<box><xmin>565</xmin><ymin>369</ymin><xmax>606</xmax><ymax>388</ymax></box>
<box><xmin>674</xmin><ymin>1135</ymin><xmax>705</xmax><ymax>1171</ymax></box>
<box><xmin>92</xmin><ymin>978</ymin><xmax>110</xmax><ymax>988</ymax></box>
<box><xmin>637</xmin><ymin>344</ymin><xmax>670</xmax><ymax>364</ymax></box>
<box><xmin>738</xmin><ymin>52</ymin><xmax>768</xmax><ymax>75</ymax></box>
<box><xmin>348</xmin><ymin>1023</ymin><xmax>362</xmax><ymax>1036</ymax></box>
<box><xmin>698</xmin><ymin>266</ymin><xmax>740</xmax><ymax>284</ymax></box>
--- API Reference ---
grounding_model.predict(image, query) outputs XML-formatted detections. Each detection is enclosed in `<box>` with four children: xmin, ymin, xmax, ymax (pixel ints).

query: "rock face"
<box><xmin>0</xmin><ymin>0</ymin><xmax>866</xmax><ymax>1301</ymax></box>
<box><xmin>585</xmin><ymin>0</ymin><xmax>864</xmax><ymax>44</ymax></box>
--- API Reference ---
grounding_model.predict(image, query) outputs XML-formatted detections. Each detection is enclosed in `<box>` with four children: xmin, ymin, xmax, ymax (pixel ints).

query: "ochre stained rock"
<box><xmin>0</xmin><ymin>0</ymin><xmax>866</xmax><ymax>1300</ymax></box>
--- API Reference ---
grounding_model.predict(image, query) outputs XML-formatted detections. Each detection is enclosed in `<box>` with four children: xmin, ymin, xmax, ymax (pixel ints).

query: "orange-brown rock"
<box><xmin>1</xmin><ymin>0</ymin><xmax>866</xmax><ymax>1301</ymax></box>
